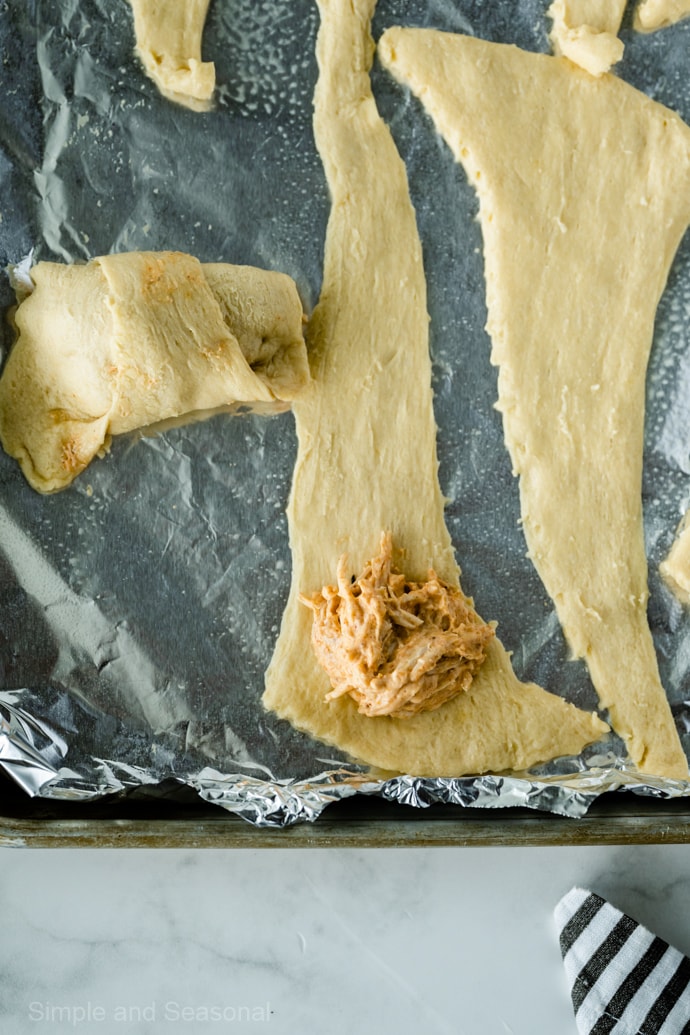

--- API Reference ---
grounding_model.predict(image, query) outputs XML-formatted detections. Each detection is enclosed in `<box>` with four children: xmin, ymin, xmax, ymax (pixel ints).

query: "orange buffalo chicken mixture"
<box><xmin>300</xmin><ymin>533</ymin><xmax>494</xmax><ymax>718</ymax></box>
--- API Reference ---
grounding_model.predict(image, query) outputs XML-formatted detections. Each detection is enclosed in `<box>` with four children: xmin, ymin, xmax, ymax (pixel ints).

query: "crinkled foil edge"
<box><xmin>2</xmin><ymin>692</ymin><xmax>688</xmax><ymax>828</ymax></box>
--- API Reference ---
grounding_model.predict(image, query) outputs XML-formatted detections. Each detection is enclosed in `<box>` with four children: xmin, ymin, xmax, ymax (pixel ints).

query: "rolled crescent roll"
<box><xmin>0</xmin><ymin>251</ymin><xmax>310</xmax><ymax>493</ymax></box>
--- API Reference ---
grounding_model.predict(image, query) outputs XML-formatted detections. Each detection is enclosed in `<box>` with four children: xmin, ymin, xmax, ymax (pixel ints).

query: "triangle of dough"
<box><xmin>262</xmin><ymin>0</ymin><xmax>607</xmax><ymax>778</ymax></box>
<box><xmin>378</xmin><ymin>27</ymin><xmax>690</xmax><ymax>778</ymax></box>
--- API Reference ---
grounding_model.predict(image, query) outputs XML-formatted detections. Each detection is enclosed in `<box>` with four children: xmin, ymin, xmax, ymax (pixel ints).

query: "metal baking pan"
<box><xmin>2</xmin><ymin>772</ymin><xmax>690</xmax><ymax>847</ymax></box>
<box><xmin>2</xmin><ymin>2</ymin><xmax>690</xmax><ymax>840</ymax></box>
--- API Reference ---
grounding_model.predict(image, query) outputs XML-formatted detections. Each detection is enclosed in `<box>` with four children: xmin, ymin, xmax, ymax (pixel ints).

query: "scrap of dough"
<box><xmin>378</xmin><ymin>27</ymin><xmax>690</xmax><ymax>779</ymax></box>
<box><xmin>548</xmin><ymin>0</ymin><xmax>626</xmax><ymax>76</ymax></box>
<box><xmin>635</xmin><ymin>0</ymin><xmax>690</xmax><ymax>30</ymax></box>
<box><xmin>127</xmin><ymin>0</ymin><xmax>215</xmax><ymax>111</ymax></box>
<box><xmin>262</xmin><ymin>0</ymin><xmax>607</xmax><ymax>778</ymax></box>
<box><xmin>0</xmin><ymin>251</ymin><xmax>309</xmax><ymax>493</ymax></box>
<box><xmin>661</xmin><ymin>518</ymin><xmax>690</xmax><ymax>604</ymax></box>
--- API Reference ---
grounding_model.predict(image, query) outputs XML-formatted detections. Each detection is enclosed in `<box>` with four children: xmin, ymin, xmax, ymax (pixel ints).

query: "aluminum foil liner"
<box><xmin>1</xmin><ymin>0</ymin><xmax>690</xmax><ymax>828</ymax></box>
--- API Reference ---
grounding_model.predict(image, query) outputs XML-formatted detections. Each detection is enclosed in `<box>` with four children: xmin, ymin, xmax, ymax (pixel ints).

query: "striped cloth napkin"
<box><xmin>554</xmin><ymin>887</ymin><xmax>690</xmax><ymax>1034</ymax></box>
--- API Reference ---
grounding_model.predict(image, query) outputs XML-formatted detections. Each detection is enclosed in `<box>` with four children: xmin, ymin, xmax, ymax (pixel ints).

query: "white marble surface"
<box><xmin>1</xmin><ymin>844</ymin><xmax>689</xmax><ymax>1034</ymax></box>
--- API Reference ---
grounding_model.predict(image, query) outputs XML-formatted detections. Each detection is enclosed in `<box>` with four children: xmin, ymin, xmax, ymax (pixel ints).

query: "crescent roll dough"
<box><xmin>378</xmin><ymin>27</ymin><xmax>690</xmax><ymax>779</ymax></box>
<box><xmin>661</xmin><ymin>519</ymin><xmax>690</xmax><ymax>605</ymax></box>
<box><xmin>127</xmin><ymin>0</ymin><xmax>215</xmax><ymax>111</ymax></box>
<box><xmin>547</xmin><ymin>0</ymin><xmax>626</xmax><ymax>75</ymax></box>
<box><xmin>262</xmin><ymin>0</ymin><xmax>608</xmax><ymax>778</ymax></box>
<box><xmin>635</xmin><ymin>0</ymin><xmax>690</xmax><ymax>31</ymax></box>
<box><xmin>0</xmin><ymin>251</ymin><xmax>309</xmax><ymax>493</ymax></box>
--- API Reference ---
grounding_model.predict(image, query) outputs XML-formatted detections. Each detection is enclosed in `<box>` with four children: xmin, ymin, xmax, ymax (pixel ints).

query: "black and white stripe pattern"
<box><xmin>555</xmin><ymin>888</ymin><xmax>690</xmax><ymax>1034</ymax></box>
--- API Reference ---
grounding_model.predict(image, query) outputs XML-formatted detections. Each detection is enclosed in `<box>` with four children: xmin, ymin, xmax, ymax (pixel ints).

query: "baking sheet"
<box><xmin>1</xmin><ymin>0</ymin><xmax>690</xmax><ymax>827</ymax></box>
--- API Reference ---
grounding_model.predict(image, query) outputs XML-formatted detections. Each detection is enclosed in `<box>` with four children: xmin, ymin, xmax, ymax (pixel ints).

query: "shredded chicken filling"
<box><xmin>300</xmin><ymin>533</ymin><xmax>495</xmax><ymax>718</ymax></box>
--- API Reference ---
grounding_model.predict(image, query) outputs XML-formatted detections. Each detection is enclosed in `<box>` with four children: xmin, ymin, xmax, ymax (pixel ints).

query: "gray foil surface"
<box><xmin>1</xmin><ymin>0</ymin><xmax>690</xmax><ymax>827</ymax></box>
